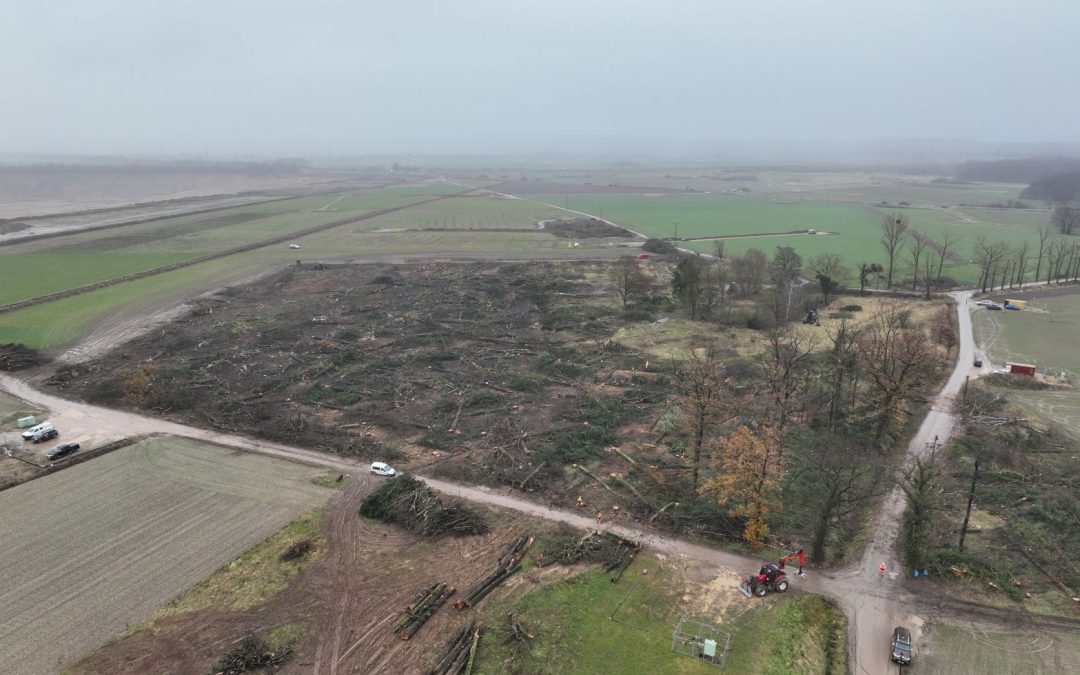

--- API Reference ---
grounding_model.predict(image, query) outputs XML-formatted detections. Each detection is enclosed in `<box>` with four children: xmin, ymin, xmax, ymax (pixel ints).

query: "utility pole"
<box><xmin>673</xmin><ymin>222</ymin><xmax>679</xmax><ymax>241</ymax></box>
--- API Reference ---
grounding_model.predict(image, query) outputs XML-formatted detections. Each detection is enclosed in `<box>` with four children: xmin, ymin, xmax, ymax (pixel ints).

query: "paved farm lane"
<box><xmin>0</xmin><ymin>290</ymin><xmax>1025</xmax><ymax>674</ymax></box>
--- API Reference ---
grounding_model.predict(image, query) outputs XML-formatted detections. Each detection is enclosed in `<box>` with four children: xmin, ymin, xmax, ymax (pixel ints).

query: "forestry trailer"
<box><xmin>738</xmin><ymin>549</ymin><xmax>805</xmax><ymax>598</ymax></box>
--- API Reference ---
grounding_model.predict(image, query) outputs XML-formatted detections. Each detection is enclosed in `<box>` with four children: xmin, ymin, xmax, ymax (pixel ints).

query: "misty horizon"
<box><xmin>4</xmin><ymin>0</ymin><xmax>1079</xmax><ymax>157</ymax></box>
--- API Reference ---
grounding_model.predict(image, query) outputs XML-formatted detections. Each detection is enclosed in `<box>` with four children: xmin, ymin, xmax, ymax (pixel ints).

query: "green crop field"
<box><xmin>919</xmin><ymin>623</ymin><xmax>1080</xmax><ymax>674</ymax></box>
<box><xmin>344</xmin><ymin>194</ymin><xmax>569</xmax><ymax>232</ymax></box>
<box><xmin>0</xmin><ymin>253</ymin><xmax>279</xmax><ymax>348</ymax></box>
<box><xmin>533</xmin><ymin>194</ymin><xmax>879</xmax><ymax>239</ymax></box>
<box><xmin>0</xmin><ymin>191</ymin><xmax>434</xmax><ymax>308</ymax></box>
<box><xmin>813</xmin><ymin>181</ymin><xmax>1025</xmax><ymax>207</ymax></box>
<box><xmin>0</xmin><ymin>252</ymin><xmax>193</xmax><ymax>305</ymax></box>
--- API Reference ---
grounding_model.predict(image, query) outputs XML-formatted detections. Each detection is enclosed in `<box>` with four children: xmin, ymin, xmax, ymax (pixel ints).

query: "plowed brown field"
<box><xmin>0</xmin><ymin>435</ymin><xmax>334</xmax><ymax>675</ymax></box>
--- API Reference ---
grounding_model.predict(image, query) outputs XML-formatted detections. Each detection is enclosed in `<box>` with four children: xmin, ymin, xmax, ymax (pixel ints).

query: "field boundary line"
<box><xmin>0</xmin><ymin>434</ymin><xmax>146</xmax><ymax>492</ymax></box>
<box><xmin>0</xmin><ymin>184</ymin><xmax>371</xmax><ymax>249</ymax></box>
<box><xmin>0</xmin><ymin>189</ymin><xmax>477</xmax><ymax>316</ymax></box>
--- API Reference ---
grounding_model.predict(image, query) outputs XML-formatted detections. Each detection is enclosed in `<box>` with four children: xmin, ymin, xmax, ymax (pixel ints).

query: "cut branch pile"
<box><xmin>455</xmin><ymin>534</ymin><xmax>533</xmax><ymax>610</ymax></box>
<box><xmin>502</xmin><ymin>612</ymin><xmax>534</xmax><ymax>656</ymax></box>
<box><xmin>395</xmin><ymin>582</ymin><xmax>455</xmax><ymax>640</ymax></box>
<box><xmin>359</xmin><ymin>474</ymin><xmax>490</xmax><ymax>537</ymax></box>
<box><xmin>534</xmin><ymin>527</ymin><xmax>640</xmax><ymax>582</ymax></box>
<box><xmin>427</xmin><ymin>620</ymin><xmax>484</xmax><ymax>675</ymax></box>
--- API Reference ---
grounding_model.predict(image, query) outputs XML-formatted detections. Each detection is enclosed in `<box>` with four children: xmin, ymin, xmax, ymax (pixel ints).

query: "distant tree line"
<box><xmin>956</xmin><ymin>157</ymin><xmax>1080</xmax><ymax>183</ymax></box>
<box><xmin>1020</xmin><ymin>169</ymin><xmax>1080</xmax><ymax>204</ymax></box>
<box><xmin>0</xmin><ymin>159</ymin><xmax>308</xmax><ymax>176</ymax></box>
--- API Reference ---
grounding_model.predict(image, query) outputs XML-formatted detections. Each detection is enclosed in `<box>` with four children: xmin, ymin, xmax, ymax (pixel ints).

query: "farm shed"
<box><xmin>1005</xmin><ymin>362</ymin><xmax>1036</xmax><ymax>376</ymax></box>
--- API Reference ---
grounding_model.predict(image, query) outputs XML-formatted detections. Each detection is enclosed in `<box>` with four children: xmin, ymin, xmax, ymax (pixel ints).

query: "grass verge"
<box><xmin>142</xmin><ymin>508</ymin><xmax>325</xmax><ymax>623</ymax></box>
<box><xmin>724</xmin><ymin>595</ymin><xmax>847</xmax><ymax>675</ymax></box>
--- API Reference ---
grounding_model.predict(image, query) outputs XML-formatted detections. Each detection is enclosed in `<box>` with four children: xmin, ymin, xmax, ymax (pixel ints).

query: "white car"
<box><xmin>370</xmin><ymin>461</ymin><xmax>397</xmax><ymax>477</ymax></box>
<box><xmin>975</xmin><ymin>299</ymin><xmax>995</xmax><ymax>306</ymax></box>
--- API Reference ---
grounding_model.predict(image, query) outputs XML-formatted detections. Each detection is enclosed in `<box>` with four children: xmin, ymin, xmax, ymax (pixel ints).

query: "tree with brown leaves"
<box><xmin>700</xmin><ymin>425</ymin><xmax>784</xmax><ymax>550</ymax></box>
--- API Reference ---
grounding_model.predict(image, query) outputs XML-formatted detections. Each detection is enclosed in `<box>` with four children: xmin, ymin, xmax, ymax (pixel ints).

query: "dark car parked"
<box><xmin>33</xmin><ymin>428</ymin><xmax>59</xmax><ymax>443</ymax></box>
<box><xmin>891</xmin><ymin>626</ymin><xmax>913</xmax><ymax>665</ymax></box>
<box><xmin>46</xmin><ymin>442</ymin><xmax>80</xmax><ymax>460</ymax></box>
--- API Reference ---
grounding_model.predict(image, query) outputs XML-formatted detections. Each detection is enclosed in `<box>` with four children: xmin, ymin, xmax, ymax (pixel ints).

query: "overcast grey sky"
<box><xmin>3</xmin><ymin>0</ymin><xmax>1078</xmax><ymax>156</ymax></box>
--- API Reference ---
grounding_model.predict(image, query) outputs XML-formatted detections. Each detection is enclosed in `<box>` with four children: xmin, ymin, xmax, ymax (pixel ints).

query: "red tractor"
<box><xmin>738</xmin><ymin>549</ymin><xmax>804</xmax><ymax>598</ymax></box>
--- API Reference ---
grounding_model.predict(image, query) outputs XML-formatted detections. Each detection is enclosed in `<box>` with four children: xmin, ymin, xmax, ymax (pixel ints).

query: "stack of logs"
<box><xmin>535</xmin><ymin>529</ymin><xmax>640</xmax><ymax>582</ymax></box>
<box><xmin>426</xmin><ymin>620</ymin><xmax>484</xmax><ymax>675</ymax></box>
<box><xmin>396</xmin><ymin>582</ymin><xmax>455</xmax><ymax>640</ymax></box>
<box><xmin>455</xmin><ymin>535</ymin><xmax>533</xmax><ymax>610</ymax></box>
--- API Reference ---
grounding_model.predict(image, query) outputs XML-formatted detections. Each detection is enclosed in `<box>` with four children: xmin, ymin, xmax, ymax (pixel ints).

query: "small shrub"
<box><xmin>279</xmin><ymin>539</ymin><xmax>312</xmax><ymax>562</ymax></box>
<box><xmin>828</xmin><ymin>311</ymin><xmax>855</xmax><ymax>320</ymax></box>
<box><xmin>621</xmin><ymin>307</ymin><xmax>656</xmax><ymax>322</ymax></box>
<box><xmin>508</xmin><ymin>374</ymin><xmax>549</xmax><ymax>392</ymax></box>
<box><xmin>839</xmin><ymin>304</ymin><xmax>862</xmax><ymax>312</ymax></box>
<box><xmin>211</xmin><ymin>632</ymin><xmax>291</xmax><ymax>674</ymax></box>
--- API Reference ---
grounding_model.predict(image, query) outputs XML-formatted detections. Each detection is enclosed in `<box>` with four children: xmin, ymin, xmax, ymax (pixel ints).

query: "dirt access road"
<box><xmin>0</xmin><ymin>289</ymin><xmax>1055</xmax><ymax>674</ymax></box>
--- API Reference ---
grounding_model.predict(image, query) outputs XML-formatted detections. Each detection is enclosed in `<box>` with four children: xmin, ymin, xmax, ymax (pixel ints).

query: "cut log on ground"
<box><xmin>455</xmin><ymin>534</ymin><xmax>533</xmax><ymax>610</ymax></box>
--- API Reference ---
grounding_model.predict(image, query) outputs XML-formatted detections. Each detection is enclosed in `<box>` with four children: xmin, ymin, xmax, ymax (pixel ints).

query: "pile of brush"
<box><xmin>395</xmin><ymin>582</ymin><xmax>455</xmax><ymax>640</ymax></box>
<box><xmin>426</xmin><ymin>620</ymin><xmax>484</xmax><ymax>675</ymax></box>
<box><xmin>535</xmin><ymin>528</ymin><xmax>640</xmax><ymax>582</ymax></box>
<box><xmin>359</xmin><ymin>474</ymin><xmax>489</xmax><ymax>537</ymax></box>
<box><xmin>455</xmin><ymin>534</ymin><xmax>533</xmax><ymax>610</ymax></box>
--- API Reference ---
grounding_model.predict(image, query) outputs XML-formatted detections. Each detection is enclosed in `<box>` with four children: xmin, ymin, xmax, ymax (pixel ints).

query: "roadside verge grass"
<box><xmin>142</xmin><ymin>508</ymin><xmax>326</xmax><ymax>623</ymax></box>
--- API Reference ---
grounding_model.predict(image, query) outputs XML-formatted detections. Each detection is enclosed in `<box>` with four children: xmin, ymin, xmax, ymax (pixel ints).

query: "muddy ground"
<box><xmin>69</xmin><ymin>475</ymin><xmax>677</xmax><ymax>675</ymax></box>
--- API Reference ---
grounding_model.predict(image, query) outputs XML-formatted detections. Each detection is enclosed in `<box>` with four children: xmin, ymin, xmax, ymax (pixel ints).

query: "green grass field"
<box><xmin>0</xmin><ymin>252</ymin><xmax>194</xmax><ymax>305</ymax></box>
<box><xmin>344</xmin><ymin>194</ymin><xmax>569</xmax><ymax>232</ymax></box>
<box><xmin>526</xmin><ymin>191</ymin><xmax>1055</xmax><ymax>285</ymax></box>
<box><xmin>813</xmin><ymin>182</ymin><xmax>1025</xmax><ymax>207</ymax></box>
<box><xmin>0</xmin><ymin>192</ymin><xmax>434</xmax><ymax>307</ymax></box>
<box><xmin>473</xmin><ymin>553</ymin><xmax>844</xmax><ymax>675</ymax></box>
<box><xmin>920</xmin><ymin>623</ymin><xmax>1080</xmax><ymax>674</ymax></box>
<box><xmin>973</xmin><ymin>291</ymin><xmax>1080</xmax><ymax>435</ymax></box>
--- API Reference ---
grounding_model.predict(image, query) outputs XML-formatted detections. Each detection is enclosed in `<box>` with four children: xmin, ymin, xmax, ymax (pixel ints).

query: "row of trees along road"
<box><xmin>879</xmin><ymin>211</ymin><xmax>1080</xmax><ymax>295</ymax></box>
<box><xmin>609</xmin><ymin>247</ymin><xmax>950</xmax><ymax>562</ymax></box>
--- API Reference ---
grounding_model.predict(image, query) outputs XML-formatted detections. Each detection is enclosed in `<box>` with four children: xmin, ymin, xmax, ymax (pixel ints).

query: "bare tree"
<box><xmin>823</xmin><ymin>320</ymin><xmax>862</xmax><ymax>428</ymax></box>
<box><xmin>1034</xmin><ymin>226</ymin><xmax>1052</xmax><ymax>283</ymax></box>
<box><xmin>761</xmin><ymin>328</ymin><xmax>816</xmax><ymax>429</ymax></box>
<box><xmin>880</xmin><ymin>212</ymin><xmax>908</xmax><ymax>289</ymax></box>
<box><xmin>907</xmin><ymin>229</ymin><xmax>929</xmax><ymax>291</ymax></box>
<box><xmin>1052</xmin><ymin>204</ymin><xmax>1080</xmax><ymax>235</ymax></box>
<box><xmin>769</xmin><ymin>246</ymin><xmax>803</xmax><ymax>324</ymax></box>
<box><xmin>731</xmin><ymin>248</ymin><xmax>768</xmax><ymax>296</ymax></box>
<box><xmin>808</xmin><ymin>253</ymin><xmax>851</xmax><ymax>305</ymax></box>
<box><xmin>608</xmin><ymin>257</ymin><xmax>649</xmax><ymax>308</ymax></box>
<box><xmin>1012</xmin><ymin>240</ymin><xmax>1029</xmax><ymax>288</ymax></box>
<box><xmin>801</xmin><ymin>436</ymin><xmax>886</xmax><ymax>563</ymax></box>
<box><xmin>672</xmin><ymin>254</ymin><xmax>712</xmax><ymax>319</ymax></box>
<box><xmin>674</xmin><ymin>350</ymin><xmax>736</xmax><ymax>491</ymax></box>
<box><xmin>857</xmin><ymin>262</ymin><xmax>882</xmax><ymax>293</ymax></box>
<box><xmin>974</xmin><ymin>236</ymin><xmax>1010</xmax><ymax>293</ymax></box>
<box><xmin>1047</xmin><ymin>238</ymin><xmax>1068</xmax><ymax>284</ymax></box>
<box><xmin>857</xmin><ymin>308</ymin><xmax>941</xmax><ymax>441</ymax></box>
<box><xmin>936</xmin><ymin>230</ymin><xmax>962</xmax><ymax>282</ymax></box>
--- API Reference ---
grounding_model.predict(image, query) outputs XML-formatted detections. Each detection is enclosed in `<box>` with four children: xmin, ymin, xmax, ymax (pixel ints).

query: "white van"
<box><xmin>22</xmin><ymin>421</ymin><xmax>53</xmax><ymax>440</ymax></box>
